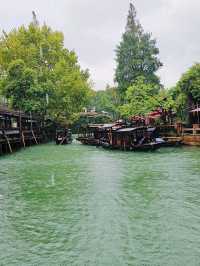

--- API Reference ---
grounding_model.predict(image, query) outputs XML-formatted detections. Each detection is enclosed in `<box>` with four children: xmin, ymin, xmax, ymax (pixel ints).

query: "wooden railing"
<box><xmin>183</xmin><ymin>128</ymin><xmax>200</xmax><ymax>135</ymax></box>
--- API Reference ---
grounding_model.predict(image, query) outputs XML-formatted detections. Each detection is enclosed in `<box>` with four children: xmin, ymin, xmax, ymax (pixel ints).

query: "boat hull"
<box><xmin>76</xmin><ymin>137</ymin><xmax>100</xmax><ymax>146</ymax></box>
<box><xmin>132</xmin><ymin>142</ymin><xmax>160</xmax><ymax>151</ymax></box>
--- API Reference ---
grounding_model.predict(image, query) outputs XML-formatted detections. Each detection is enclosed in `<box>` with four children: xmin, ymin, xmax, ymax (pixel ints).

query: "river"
<box><xmin>0</xmin><ymin>142</ymin><xmax>200</xmax><ymax>265</ymax></box>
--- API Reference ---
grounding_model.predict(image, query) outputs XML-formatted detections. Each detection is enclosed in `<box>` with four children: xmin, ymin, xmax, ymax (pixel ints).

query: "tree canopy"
<box><xmin>177</xmin><ymin>63</ymin><xmax>200</xmax><ymax>102</ymax></box>
<box><xmin>119</xmin><ymin>77</ymin><xmax>175</xmax><ymax>118</ymax></box>
<box><xmin>169</xmin><ymin>63</ymin><xmax>200</xmax><ymax>122</ymax></box>
<box><xmin>115</xmin><ymin>3</ymin><xmax>162</xmax><ymax>99</ymax></box>
<box><xmin>89</xmin><ymin>85</ymin><xmax>120</xmax><ymax>119</ymax></box>
<box><xmin>0</xmin><ymin>14</ymin><xmax>91</xmax><ymax>125</ymax></box>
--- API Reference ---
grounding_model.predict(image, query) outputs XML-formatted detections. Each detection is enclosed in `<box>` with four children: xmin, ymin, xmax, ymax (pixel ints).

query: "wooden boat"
<box><xmin>56</xmin><ymin>129</ymin><xmax>72</xmax><ymax>145</ymax></box>
<box><xmin>76</xmin><ymin>123</ymin><xmax>120</xmax><ymax>146</ymax></box>
<box><xmin>100</xmin><ymin>127</ymin><xmax>161</xmax><ymax>152</ymax></box>
<box><xmin>162</xmin><ymin>137</ymin><xmax>182</xmax><ymax>147</ymax></box>
<box><xmin>100</xmin><ymin>139</ymin><xmax>160</xmax><ymax>152</ymax></box>
<box><xmin>100</xmin><ymin>140</ymin><xmax>116</xmax><ymax>150</ymax></box>
<box><xmin>76</xmin><ymin>136</ymin><xmax>100</xmax><ymax>146</ymax></box>
<box><xmin>132</xmin><ymin>142</ymin><xmax>160</xmax><ymax>151</ymax></box>
<box><xmin>77</xmin><ymin>124</ymin><xmax>173</xmax><ymax>152</ymax></box>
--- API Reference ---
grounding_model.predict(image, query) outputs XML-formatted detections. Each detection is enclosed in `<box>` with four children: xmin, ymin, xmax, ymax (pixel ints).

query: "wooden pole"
<box><xmin>19</xmin><ymin>111</ymin><xmax>23</xmax><ymax>147</ymax></box>
<box><xmin>30</xmin><ymin>111</ymin><xmax>33</xmax><ymax>131</ymax></box>
<box><xmin>60</xmin><ymin>136</ymin><xmax>67</xmax><ymax>145</ymax></box>
<box><xmin>4</xmin><ymin>133</ymin><xmax>12</xmax><ymax>153</ymax></box>
<box><xmin>197</xmin><ymin>103</ymin><xmax>200</xmax><ymax>125</ymax></box>
<box><xmin>32</xmin><ymin>130</ymin><xmax>38</xmax><ymax>144</ymax></box>
<box><xmin>22</xmin><ymin>131</ymin><xmax>26</xmax><ymax>147</ymax></box>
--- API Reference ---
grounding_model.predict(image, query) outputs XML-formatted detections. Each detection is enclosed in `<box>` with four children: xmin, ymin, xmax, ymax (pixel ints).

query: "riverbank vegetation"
<box><xmin>90</xmin><ymin>3</ymin><xmax>200</xmax><ymax>125</ymax></box>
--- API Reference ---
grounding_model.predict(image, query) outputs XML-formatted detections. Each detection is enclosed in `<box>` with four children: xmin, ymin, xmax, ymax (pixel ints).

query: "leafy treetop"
<box><xmin>0</xmin><ymin>15</ymin><xmax>91</xmax><ymax>125</ymax></box>
<box><xmin>115</xmin><ymin>2</ymin><xmax>162</xmax><ymax>99</ymax></box>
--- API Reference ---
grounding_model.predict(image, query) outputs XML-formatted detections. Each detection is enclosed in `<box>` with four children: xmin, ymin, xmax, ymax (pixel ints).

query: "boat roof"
<box><xmin>116</xmin><ymin>127</ymin><xmax>146</xmax><ymax>133</ymax></box>
<box><xmin>88</xmin><ymin>123</ymin><xmax>130</xmax><ymax>131</ymax></box>
<box><xmin>147</xmin><ymin>127</ymin><xmax>156</xmax><ymax>132</ymax></box>
<box><xmin>88</xmin><ymin>124</ymin><xmax>104</xmax><ymax>128</ymax></box>
<box><xmin>190</xmin><ymin>107</ymin><xmax>200</xmax><ymax>113</ymax></box>
<box><xmin>102</xmin><ymin>123</ymin><xmax>116</xmax><ymax>128</ymax></box>
<box><xmin>0</xmin><ymin>105</ymin><xmax>38</xmax><ymax>120</ymax></box>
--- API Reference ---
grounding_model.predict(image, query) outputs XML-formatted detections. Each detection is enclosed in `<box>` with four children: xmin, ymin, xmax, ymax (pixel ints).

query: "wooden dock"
<box><xmin>0</xmin><ymin>106</ymin><xmax>49</xmax><ymax>155</ymax></box>
<box><xmin>182</xmin><ymin>128</ymin><xmax>200</xmax><ymax>146</ymax></box>
<box><xmin>158</xmin><ymin>124</ymin><xmax>200</xmax><ymax>146</ymax></box>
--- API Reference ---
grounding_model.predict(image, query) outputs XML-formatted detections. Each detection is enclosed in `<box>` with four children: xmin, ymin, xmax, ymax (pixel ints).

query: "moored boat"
<box><xmin>76</xmin><ymin>136</ymin><xmax>100</xmax><ymax>146</ymax></box>
<box><xmin>162</xmin><ymin>137</ymin><xmax>182</xmax><ymax>147</ymax></box>
<box><xmin>76</xmin><ymin>122</ymin><xmax>179</xmax><ymax>152</ymax></box>
<box><xmin>132</xmin><ymin>142</ymin><xmax>161</xmax><ymax>151</ymax></box>
<box><xmin>56</xmin><ymin>128</ymin><xmax>72</xmax><ymax>145</ymax></box>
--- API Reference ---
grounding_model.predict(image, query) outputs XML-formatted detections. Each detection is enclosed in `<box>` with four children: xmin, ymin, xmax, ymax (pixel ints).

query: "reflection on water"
<box><xmin>0</xmin><ymin>143</ymin><xmax>200</xmax><ymax>265</ymax></box>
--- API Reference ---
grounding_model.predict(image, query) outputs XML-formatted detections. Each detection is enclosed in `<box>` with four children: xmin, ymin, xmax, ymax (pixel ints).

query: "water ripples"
<box><xmin>0</xmin><ymin>144</ymin><xmax>200</xmax><ymax>265</ymax></box>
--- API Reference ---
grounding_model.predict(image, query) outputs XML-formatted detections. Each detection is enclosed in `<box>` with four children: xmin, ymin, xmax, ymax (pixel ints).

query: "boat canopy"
<box><xmin>88</xmin><ymin>124</ymin><xmax>104</xmax><ymax>128</ymax></box>
<box><xmin>189</xmin><ymin>108</ymin><xmax>200</xmax><ymax>113</ymax></box>
<box><xmin>116</xmin><ymin>127</ymin><xmax>146</xmax><ymax>133</ymax></box>
<box><xmin>101</xmin><ymin>123</ymin><xmax>116</xmax><ymax>128</ymax></box>
<box><xmin>147</xmin><ymin>127</ymin><xmax>156</xmax><ymax>132</ymax></box>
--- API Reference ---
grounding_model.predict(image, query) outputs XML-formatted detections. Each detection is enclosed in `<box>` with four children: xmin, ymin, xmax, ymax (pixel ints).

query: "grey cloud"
<box><xmin>0</xmin><ymin>0</ymin><xmax>200</xmax><ymax>89</ymax></box>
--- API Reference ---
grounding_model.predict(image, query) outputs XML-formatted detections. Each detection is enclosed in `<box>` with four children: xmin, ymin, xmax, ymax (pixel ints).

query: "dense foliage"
<box><xmin>119</xmin><ymin>77</ymin><xmax>175</xmax><ymax>118</ymax></box>
<box><xmin>176</xmin><ymin>63</ymin><xmax>200</xmax><ymax>105</ymax></box>
<box><xmin>89</xmin><ymin>85</ymin><xmax>120</xmax><ymax>119</ymax></box>
<box><xmin>72</xmin><ymin>113</ymin><xmax>112</xmax><ymax>133</ymax></box>
<box><xmin>0</xmin><ymin>15</ymin><xmax>91</xmax><ymax>125</ymax></box>
<box><xmin>115</xmin><ymin>3</ymin><xmax>162</xmax><ymax>100</ymax></box>
<box><xmin>169</xmin><ymin>63</ymin><xmax>200</xmax><ymax>121</ymax></box>
<box><xmin>114</xmin><ymin>4</ymin><xmax>200</xmax><ymax>123</ymax></box>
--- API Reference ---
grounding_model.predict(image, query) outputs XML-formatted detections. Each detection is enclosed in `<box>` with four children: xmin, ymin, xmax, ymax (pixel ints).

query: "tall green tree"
<box><xmin>115</xmin><ymin>3</ymin><xmax>162</xmax><ymax>99</ymax></box>
<box><xmin>0</xmin><ymin>13</ymin><xmax>91</xmax><ymax>125</ymax></box>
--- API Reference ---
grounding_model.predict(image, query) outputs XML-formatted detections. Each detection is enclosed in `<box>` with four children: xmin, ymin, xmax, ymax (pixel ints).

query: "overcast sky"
<box><xmin>0</xmin><ymin>0</ymin><xmax>200</xmax><ymax>90</ymax></box>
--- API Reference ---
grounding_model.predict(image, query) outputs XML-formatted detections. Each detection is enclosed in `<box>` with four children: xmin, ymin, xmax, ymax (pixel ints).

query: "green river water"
<box><xmin>0</xmin><ymin>142</ymin><xmax>200</xmax><ymax>266</ymax></box>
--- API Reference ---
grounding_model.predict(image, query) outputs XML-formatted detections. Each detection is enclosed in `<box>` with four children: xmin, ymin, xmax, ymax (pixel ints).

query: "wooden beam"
<box><xmin>4</xmin><ymin>133</ymin><xmax>12</xmax><ymax>153</ymax></box>
<box><xmin>21</xmin><ymin>131</ymin><xmax>26</xmax><ymax>147</ymax></box>
<box><xmin>32</xmin><ymin>130</ymin><xmax>38</xmax><ymax>144</ymax></box>
<box><xmin>59</xmin><ymin>136</ymin><xmax>67</xmax><ymax>145</ymax></box>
